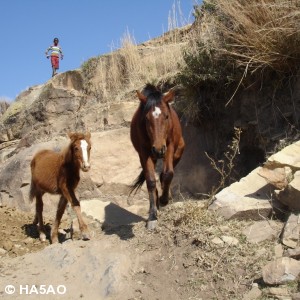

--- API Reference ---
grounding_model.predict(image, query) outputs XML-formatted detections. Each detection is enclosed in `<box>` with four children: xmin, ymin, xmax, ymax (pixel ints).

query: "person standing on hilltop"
<box><xmin>45</xmin><ymin>37</ymin><xmax>63</xmax><ymax>77</ymax></box>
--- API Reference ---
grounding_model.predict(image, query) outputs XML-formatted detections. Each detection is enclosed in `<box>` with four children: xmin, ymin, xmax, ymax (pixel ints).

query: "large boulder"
<box><xmin>208</xmin><ymin>167</ymin><xmax>276</xmax><ymax>220</ymax></box>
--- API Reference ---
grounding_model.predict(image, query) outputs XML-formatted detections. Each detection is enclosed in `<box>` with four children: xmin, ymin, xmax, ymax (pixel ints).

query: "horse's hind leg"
<box><xmin>51</xmin><ymin>196</ymin><xmax>67</xmax><ymax>244</ymax></box>
<box><xmin>35</xmin><ymin>194</ymin><xmax>46</xmax><ymax>242</ymax></box>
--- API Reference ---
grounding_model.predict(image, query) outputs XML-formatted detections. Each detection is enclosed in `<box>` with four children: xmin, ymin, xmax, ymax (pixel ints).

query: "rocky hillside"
<box><xmin>1</xmin><ymin>2</ymin><xmax>300</xmax><ymax>298</ymax></box>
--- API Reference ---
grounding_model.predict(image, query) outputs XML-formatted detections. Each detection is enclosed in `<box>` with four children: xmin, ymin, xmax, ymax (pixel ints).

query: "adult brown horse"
<box><xmin>130</xmin><ymin>84</ymin><xmax>185</xmax><ymax>229</ymax></box>
<box><xmin>29</xmin><ymin>132</ymin><xmax>91</xmax><ymax>243</ymax></box>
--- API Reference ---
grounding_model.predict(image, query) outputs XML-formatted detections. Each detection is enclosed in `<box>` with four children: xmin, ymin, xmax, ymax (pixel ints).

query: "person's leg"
<box><xmin>54</xmin><ymin>57</ymin><xmax>59</xmax><ymax>75</ymax></box>
<box><xmin>51</xmin><ymin>56</ymin><xmax>59</xmax><ymax>76</ymax></box>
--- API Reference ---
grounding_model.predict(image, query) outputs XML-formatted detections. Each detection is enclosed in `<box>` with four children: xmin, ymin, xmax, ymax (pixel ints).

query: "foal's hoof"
<box><xmin>39</xmin><ymin>232</ymin><xmax>47</xmax><ymax>242</ymax></box>
<box><xmin>50</xmin><ymin>236</ymin><xmax>59</xmax><ymax>244</ymax></box>
<box><xmin>81</xmin><ymin>232</ymin><xmax>91</xmax><ymax>241</ymax></box>
<box><xmin>147</xmin><ymin>220</ymin><xmax>157</xmax><ymax>230</ymax></box>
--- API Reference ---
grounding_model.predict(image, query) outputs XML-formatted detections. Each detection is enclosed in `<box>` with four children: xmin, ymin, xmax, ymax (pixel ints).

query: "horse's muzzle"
<box><xmin>151</xmin><ymin>145</ymin><xmax>166</xmax><ymax>159</ymax></box>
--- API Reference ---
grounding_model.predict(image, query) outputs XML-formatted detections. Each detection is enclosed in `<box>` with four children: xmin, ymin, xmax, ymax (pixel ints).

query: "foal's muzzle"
<box><xmin>81</xmin><ymin>163</ymin><xmax>91</xmax><ymax>172</ymax></box>
<box><xmin>151</xmin><ymin>145</ymin><xmax>166</xmax><ymax>159</ymax></box>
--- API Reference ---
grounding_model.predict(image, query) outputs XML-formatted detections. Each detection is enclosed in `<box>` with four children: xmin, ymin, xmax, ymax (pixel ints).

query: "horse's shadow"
<box><xmin>101</xmin><ymin>202</ymin><xmax>145</xmax><ymax>240</ymax></box>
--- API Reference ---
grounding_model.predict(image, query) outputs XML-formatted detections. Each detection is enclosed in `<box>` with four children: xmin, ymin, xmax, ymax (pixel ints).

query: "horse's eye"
<box><xmin>165</xmin><ymin>114</ymin><xmax>169</xmax><ymax>120</ymax></box>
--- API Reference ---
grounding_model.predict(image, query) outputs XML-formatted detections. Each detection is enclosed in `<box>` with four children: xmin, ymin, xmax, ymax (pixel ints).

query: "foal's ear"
<box><xmin>162</xmin><ymin>89</ymin><xmax>175</xmax><ymax>103</ymax></box>
<box><xmin>68</xmin><ymin>132</ymin><xmax>77</xmax><ymax>141</ymax></box>
<box><xmin>136</xmin><ymin>90</ymin><xmax>147</xmax><ymax>104</ymax></box>
<box><xmin>85</xmin><ymin>132</ymin><xmax>91</xmax><ymax>140</ymax></box>
<box><xmin>68</xmin><ymin>132</ymin><xmax>74</xmax><ymax>139</ymax></box>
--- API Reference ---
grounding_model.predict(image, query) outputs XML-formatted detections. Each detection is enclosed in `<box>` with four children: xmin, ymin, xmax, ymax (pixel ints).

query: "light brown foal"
<box><xmin>29</xmin><ymin>132</ymin><xmax>91</xmax><ymax>243</ymax></box>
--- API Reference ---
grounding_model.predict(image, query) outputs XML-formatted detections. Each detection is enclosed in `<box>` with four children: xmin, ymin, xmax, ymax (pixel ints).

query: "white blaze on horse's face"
<box><xmin>80</xmin><ymin>139</ymin><xmax>90</xmax><ymax>171</ymax></box>
<box><xmin>152</xmin><ymin>106</ymin><xmax>162</xmax><ymax>119</ymax></box>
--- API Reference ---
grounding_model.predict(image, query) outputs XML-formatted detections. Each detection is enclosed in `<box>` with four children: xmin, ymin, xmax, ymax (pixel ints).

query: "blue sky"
<box><xmin>0</xmin><ymin>0</ymin><xmax>199</xmax><ymax>101</ymax></box>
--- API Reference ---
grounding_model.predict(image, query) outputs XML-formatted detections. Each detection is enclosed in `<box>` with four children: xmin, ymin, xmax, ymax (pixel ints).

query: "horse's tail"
<box><xmin>129</xmin><ymin>170</ymin><xmax>145</xmax><ymax>196</ymax></box>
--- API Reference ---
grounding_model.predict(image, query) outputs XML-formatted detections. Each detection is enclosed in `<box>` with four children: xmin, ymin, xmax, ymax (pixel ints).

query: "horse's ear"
<box><xmin>136</xmin><ymin>90</ymin><xmax>147</xmax><ymax>104</ymax></box>
<box><xmin>162</xmin><ymin>89</ymin><xmax>175</xmax><ymax>103</ymax></box>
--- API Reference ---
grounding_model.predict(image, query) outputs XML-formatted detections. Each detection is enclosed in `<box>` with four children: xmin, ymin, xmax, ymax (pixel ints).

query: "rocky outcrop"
<box><xmin>208</xmin><ymin>141</ymin><xmax>300</xmax><ymax>295</ymax></box>
<box><xmin>0</xmin><ymin>70</ymin><xmax>137</xmax><ymax>158</ymax></box>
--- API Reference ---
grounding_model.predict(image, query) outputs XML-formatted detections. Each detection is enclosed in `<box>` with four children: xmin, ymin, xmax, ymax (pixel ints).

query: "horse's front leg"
<box><xmin>61</xmin><ymin>187</ymin><xmax>90</xmax><ymax>241</ymax></box>
<box><xmin>159</xmin><ymin>145</ymin><xmax>175</xmax><ymax>207</ymax></box>
<box><xmin>51</xmin><ymin>196</ymin><xmax>67</xmax><ymax>244</ymax></box>
<box><xmin>144</xmin><ymin>157</ymin><xmax>159</xmax><ymax>230</ymax></box>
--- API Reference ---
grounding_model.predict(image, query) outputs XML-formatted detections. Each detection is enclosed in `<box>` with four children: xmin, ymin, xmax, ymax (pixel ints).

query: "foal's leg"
<box><xmin>51</xmin><ymin>196</ymin><xmax>67</xmax><ymax>244</ymax></box>
<box><xmin>72</xmin><ymin>203</ymin><xmax>90</xmax><ymax>240</ymax></box>
<box><xmin>61</xmin><ymin>187</ymin><xmax>90</xmax><ymax>240</ymax></box>
<box><xmin>35</xmin><ymin>194</ymin><xmax>46</xmax><ymax>242</ymax></box>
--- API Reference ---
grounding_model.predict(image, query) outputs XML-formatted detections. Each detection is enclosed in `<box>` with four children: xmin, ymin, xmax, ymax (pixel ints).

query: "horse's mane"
<box><xmin>140</xmin><ymin>84</ymin><xmax>163</xmax><ymax>115</ymax></box>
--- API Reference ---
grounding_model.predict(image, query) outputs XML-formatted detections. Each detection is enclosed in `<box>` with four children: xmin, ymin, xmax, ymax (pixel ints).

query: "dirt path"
<box><xmin>0</xmin><ymin>202</ymin><xmax>279</xmax><ymax>299</ymax></box>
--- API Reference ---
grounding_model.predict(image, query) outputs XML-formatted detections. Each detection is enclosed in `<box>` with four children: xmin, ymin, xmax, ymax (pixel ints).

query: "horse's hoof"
<box><xmin>39</xmin><ymin>233</ymin><xmax>46</xmax><ymax>242</ymax></box>
<box><xmin>147</xmin><ymin>220</ymin><xmax>157</xmax><ymax>230</ymax></box>
<box><xmin>159</xmin><ymin>197</ymin><xmax>169</xmax><ymax>207</ymax></box>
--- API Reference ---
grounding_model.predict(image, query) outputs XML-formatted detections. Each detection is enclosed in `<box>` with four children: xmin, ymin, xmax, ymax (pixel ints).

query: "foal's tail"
<box><xmin>29</xmin><ymin>180</ymin><xmax>36</xmax><ymax>202</ymax></box>
<box><xmin>129</xmin><ymin>170</ymin><xmax>145</xmax><ymax>196</ymax></box>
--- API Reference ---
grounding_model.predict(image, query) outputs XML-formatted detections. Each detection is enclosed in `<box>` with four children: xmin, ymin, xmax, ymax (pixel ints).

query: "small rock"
<box><xmin>262</xmin><ymin>257</ymin><xmax>300</xmax><ymax>285</ymax></box>
<box><xmin>221</xmin><ymin>235</ymin><xmax>239</xmax><ymax>246</ymax></box>
<box><xmin>211</xmin><ymin>237</ymin><xmax>224</xmax><ymax>246</ymax></box>
<box><xmin>243</xmin><ymin>283</ymin><xmax>262</xmax><ymax>300</ymax></box>
<box><xmin>23</xmin><ymin>237</ymin><xmax>34</xmax><ymax>245</ymax></box>
<box><xmin>292</xmin><ymin>292</ymin><xmax>300</xmax><ymax>300</ymax></box>
<box><xmin>268</xmin><ymin>286</ymin><xmax>290</xmax><ymax>298</ymax></box>
<box><xmin>258</xmin><ymin>166</ymin><xmax>292</xmax><ymax>189</ymax></box>
<box><xmin>274</xmin><ymin>244</ymin><xmax>284</xmax><ymax>258</ymax></box>
<box><xmin>243</xmin><ymin>221</ymin><xmax>279</xmax><ymax>243</ymax></box>
<box><xmin>281</xmin><ymin>213</ymin><xmax>300</xmax><ymax>248</ymax></box>
<box><xmin>285</xmin><ymin>248</ymin><xmax>300</xmax><ymax>259</ymax></box>
<box><xmin>2</xmin><ymin>240</ymin><xmax>13</xmax><ymax>251</ymax></box>
<box><xmin>0</xmin><ymin>248</ymin><xmax>7</xmax><ymax>255</ymax></box>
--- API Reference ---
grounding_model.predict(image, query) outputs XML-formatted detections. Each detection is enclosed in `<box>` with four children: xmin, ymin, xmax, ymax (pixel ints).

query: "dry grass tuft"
<box><xmin>177</xmin><ymin>0</ymin><xmax>300</xmax><ymax>121</ymax></box>
<box><xmin>213</xmin><ymin>0</ymin><xmax>300</xmax><ymax>74</ymax></box>
<box><xmin>82</xmin><ymin>1</ymin><xmax>191</xmax><ymax>99</ymax></box>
